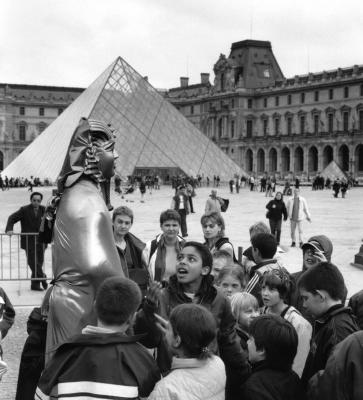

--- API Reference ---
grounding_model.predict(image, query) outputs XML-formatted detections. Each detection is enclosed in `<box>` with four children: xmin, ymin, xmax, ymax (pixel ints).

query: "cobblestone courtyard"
<box><xmin>1</xmin><ymin>183</ymin><xmax>363</xmax><ymax>398</ymax></box>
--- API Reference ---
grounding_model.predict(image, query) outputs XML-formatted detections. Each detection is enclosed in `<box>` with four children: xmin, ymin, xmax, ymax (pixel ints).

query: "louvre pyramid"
<box><xmin>321</xmin><ymin>161</ymin><xmax>347</xmax><ymax>181</ymax></box>
<box><xmin>4</xmin><ymin>57</ymin><xmax>245</xmax><ymax>181</ymax></box>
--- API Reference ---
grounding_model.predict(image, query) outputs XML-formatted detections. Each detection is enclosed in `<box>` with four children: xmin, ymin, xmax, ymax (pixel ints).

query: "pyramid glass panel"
<box><xmin>4</xmin><ymin>56</ymin><xmax>245</xmax><ymax>181</ymax></box>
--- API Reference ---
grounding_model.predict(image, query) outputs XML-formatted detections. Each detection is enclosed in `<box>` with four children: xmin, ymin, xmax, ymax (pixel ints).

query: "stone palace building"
<box><xmin>1</xmin><ymin>39</ymin><xmax>363</xmax><ymax>179</ymax></box>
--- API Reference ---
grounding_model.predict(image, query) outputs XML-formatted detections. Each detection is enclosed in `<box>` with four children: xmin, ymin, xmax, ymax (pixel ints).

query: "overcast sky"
<box><xmin>1</xmin><ymin>0</ymin><xmax>363</xmax><ymax>90</ymax></box>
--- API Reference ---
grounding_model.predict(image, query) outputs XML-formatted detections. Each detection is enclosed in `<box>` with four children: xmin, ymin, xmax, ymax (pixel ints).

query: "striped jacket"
<box><xmin>36</xmin><ymin>332</ymin><xmax>160</xmax><ymax>400</ymax></box>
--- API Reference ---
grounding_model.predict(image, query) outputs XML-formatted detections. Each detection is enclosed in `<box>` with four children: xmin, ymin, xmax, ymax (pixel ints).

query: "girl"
<box><xmin>230</xmin><ymin>292</ymin><xmax>259</xmax><ymax>355</ymax></box>
<box><xmin>261</xmin><ymin>270</ymin><xmax>312</xmax><ymax>377</ymax></box>
<box><xmin>148</xmin><ymin>304</ymin><xmax>226</xmax><ymax>400</ymax></box>
<box><xmin>135</xmin><ymin>241</ymin><xmax>249</xmax><ymax>398</ymax></box>
<box><xmin>265</xmin><ymin>191</ymin><xmax>287</xmax><ymax>245</ymax></box>
<box><xmin>201</xmin><ymin>212</ymin><xmax>237</xmax><ymax>261</ymax></box>
<box><xmin>217</xmin><ymin>265</ymin><xmax>247</xmax><ymax>297</ymax></box>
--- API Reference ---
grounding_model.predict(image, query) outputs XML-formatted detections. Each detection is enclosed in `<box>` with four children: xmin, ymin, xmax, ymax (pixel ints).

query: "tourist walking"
<box><xmin>171</xmin><ymin>185</ymin><xmax>189</xmax><ymax>237</ymax></box>
<box><xmin>265</xmin><ymin>191</ymin><xmax>288</xmax><ymax>245</ymax></box>
<box><xmin>205</xmin><ymin>189</ymin><xmax>223</xmax><ymax>214</ymax></box>
<box><xmin>286</xmin><ymin>189</ymin><xmax>311</xmax><ymax>247</ymax></box>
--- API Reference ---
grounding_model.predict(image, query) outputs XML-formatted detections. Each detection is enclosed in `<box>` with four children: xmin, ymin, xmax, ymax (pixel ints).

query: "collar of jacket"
<box><xmin>124</xmin><ymin>232</ymin><xmax>146</xmax><ymax>252</ymax></box>
<box><xmin>250</xmin><ymin>259</ymin><xmax>277</xmax><ymax>275</ymax></box>
<box><xmin>171</xmin><ymin>357</ymin><xmax>208</xmax><ymax>370</ymax></box>
<box><xmin>315</xmin><ymin>304</ymin><xmax>351</xmax><ymax>325</ymax></box>
<box><xmin>167</xmin><ymin>274</ymin><xmax>217</xmax><ymax>305</ymax></box>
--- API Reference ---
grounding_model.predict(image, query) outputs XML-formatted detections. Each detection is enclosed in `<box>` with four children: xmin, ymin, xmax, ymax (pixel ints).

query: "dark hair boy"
<box><xmin>242</xmin><ymin>315</ymin><xmax>303</xmax><ymax>400</ymax></box>
<box><xmin>298</xmin><ymin>262</ymin><xmax>358</xmax><ymax>388</ymax></box>
<box><xmin>36</xmin><ymin>277</ymin><xmax>160</xmax><ymax>399</ymax></box>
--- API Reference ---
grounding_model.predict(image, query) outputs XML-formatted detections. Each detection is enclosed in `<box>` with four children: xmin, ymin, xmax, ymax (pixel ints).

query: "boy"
<box><xmin>135</xmin><ymin>241</ymin><xmax>249</xmax><ymax>400</ymax></box>
<box><xmin>211</xmin><ymin>249</ymin><xmax>233</xmax><ymax>278</ymax></box>
<box><xmin>242</xmin><ymin>314</ymin><xmax>303</xmax><ymax>400</ymax></box>
<box><xmin>36</xmin><ymin>277</ymin><xmax>160</xmax><ymax>399</ymax></box>
<box><xmin>143</xmin><ymin>209</ymin><xmax>185</xmax><ymax>284</ymax></box>
<box><xmin>246</xmin><ymin>233</ymin><xmax>288</xmax><ymax>306</ymax></box>
<box><xmin>298</xmin><ymin>262</ymin><xmax>358</xmax><ymax>388</ymax></box>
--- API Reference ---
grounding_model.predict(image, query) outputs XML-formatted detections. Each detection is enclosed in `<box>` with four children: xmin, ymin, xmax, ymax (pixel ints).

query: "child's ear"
<box><xmin>315</xmin><ymin>290</ymin><xmax>328</xmax><ymax>302</ymax></box>
<box><xmin>172</xmin><ymin>334</ymin><xmax>182</xmax><ymax>349</ymax></box>
<box><xmin>201</xmin><ymin>265</ymin><xmax>211</xmax><ymax>276</ymax></box>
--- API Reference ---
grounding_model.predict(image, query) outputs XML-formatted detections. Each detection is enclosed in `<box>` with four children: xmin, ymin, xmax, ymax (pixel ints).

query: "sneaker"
<box><xmin>291</xmin><ymin>242</ymin><xmax>296</xmax><ymax>247</ymax></box>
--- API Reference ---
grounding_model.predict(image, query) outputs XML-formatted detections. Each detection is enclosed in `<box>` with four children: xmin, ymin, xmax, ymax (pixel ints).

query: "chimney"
<box><xmin>180</xmin><ymin>77</ymin><xmax>189</xmax><ymax>87</ymax></box>
<box><xmin>201</xmin><ymin>73</ymin><xmax>210</xmax><ymax>85</ymax></box>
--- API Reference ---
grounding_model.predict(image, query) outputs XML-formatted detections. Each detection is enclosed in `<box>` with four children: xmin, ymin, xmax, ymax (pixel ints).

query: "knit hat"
<box><xmin>301</xmin><ymin>235</ymin><xmax>333</xmax><ymax>261</ymax></box>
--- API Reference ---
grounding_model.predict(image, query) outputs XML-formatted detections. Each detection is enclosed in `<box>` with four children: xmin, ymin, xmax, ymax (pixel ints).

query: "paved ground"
<box><xmin>0</xmin><ymin>183</ymin><xmax>363</xmax><ymax>398</ymax></box>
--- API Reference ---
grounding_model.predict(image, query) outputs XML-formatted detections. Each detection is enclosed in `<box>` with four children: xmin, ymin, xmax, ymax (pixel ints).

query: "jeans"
<box><xmin>290</xmin><ymin>220</ymin><xmax>303</xmax><ymax>244</ymax></box>
<box><xmin>269</xmin><ymin>219</ymin><xmax>282</xmax><ymax>244</ymax></box>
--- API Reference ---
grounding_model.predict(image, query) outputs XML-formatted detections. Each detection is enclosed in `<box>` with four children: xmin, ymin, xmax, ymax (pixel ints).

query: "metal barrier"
<box><xmin>0</xmin><ymin>233</ymin><xmax>52</xmax><ymax>282</ymax></box>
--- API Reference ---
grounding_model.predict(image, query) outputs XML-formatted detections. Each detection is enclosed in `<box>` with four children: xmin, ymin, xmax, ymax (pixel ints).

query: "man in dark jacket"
<box><xmin>298</xmin><ymin>262</ymin><xmax>358</xmax><ymax>390</ymax></box>
<box><xmin>170</xmin><ymin>186</ymin><xmax>189</xmax><ymax>237</ymax></box>
<box><xmin>5</xmin><ymin>192</ymin><xmax>47</xmax><ymax>290</ymax></box>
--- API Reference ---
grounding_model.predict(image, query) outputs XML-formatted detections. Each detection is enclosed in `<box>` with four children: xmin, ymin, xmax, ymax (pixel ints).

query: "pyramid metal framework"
<box><xmin>321</xmin><ymin>161</ymin><xmax>347</xmax><ymax>181</ymax></box>
<box><xmin>4</xmin><ymin>57</ymin><xmax>245</xmax><ymax>181</ymax></box>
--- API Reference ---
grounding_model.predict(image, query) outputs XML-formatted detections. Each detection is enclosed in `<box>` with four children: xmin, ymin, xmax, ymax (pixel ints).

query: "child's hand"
<box><xmin>313</xmin><ymin>250</ymin><xmax>327</xmax><ymax>263</ymax></box>
<box><xmin>146</xmin><ymin>282</ymin><xmax>163</xmax><ymax>305</ymax></box>
<box><xmin>154</xmin><ymin>313</ymin><xmax>169</xmax><ymax>336</ymax></box>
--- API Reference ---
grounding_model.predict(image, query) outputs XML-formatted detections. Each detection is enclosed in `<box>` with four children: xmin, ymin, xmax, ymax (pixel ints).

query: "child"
<box><xmin>211</xmin><ymin>249</ymin><xmax>233</xmax><ymax>278</ymax></box>
<box><xmin>135</xmin><ymin>241</ymin><xmax>249</xmax><ymax>399</ymax></box>
<box><xmin>298</xmin><ymin>262</ymin><xmax>358</xmax><ymax>389</ymax></box>
<box><xmin>36</xmin><ymin>277</ymin><xmax>160</xmax><ymax>399</ymax></box>
<box><xmin>0</xmin><ymin>286</ymin><xmax>15</xmax><ymax>380</ymax></box>
<box><xmin>217</xmin><ymin>264</ymin><xmax>247</xmax><ymax>297</ymax></box>
<box><xmin>242</xmin><ymin>315</ymin><xmax>303</xmax><ymax>400</ymax></box>
<box><xmin>148</xmin><ymin>304</ymin><xmax>226</xmax><ymax>400</ymax></box>
<box><xmin>230</xmin><ymin>292</ymin><xmax>259</xmax><ymax>355</ymax></box>
<box><xmin>261</xmin><ymin>270</ymin><xmax>312</xmax><ymax>377</ymax></box>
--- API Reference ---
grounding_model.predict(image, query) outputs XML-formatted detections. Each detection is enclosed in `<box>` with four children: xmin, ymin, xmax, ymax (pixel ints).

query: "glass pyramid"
<box><xmin>4</xmin><ymin>57</ymin><xmax>245</xmax><ymax>181</ymax></box>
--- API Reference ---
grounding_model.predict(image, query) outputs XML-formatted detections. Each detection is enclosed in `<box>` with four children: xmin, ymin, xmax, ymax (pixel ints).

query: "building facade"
<box><xmin>0</xmin><ymin>84</ymin><xmax>83</xmax><ymax>170</ymax></box>
<box><xmin>166</xmin><ymin>40</ymin><xmax>363</xmax><ymax>179</ymax></box>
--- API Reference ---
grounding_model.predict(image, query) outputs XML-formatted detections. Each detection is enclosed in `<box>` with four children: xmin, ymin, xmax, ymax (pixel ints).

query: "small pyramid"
<box><xmin>321</xmin><ymin>160</ymin><xmax>347</xmax><ymax>181</ymax></box>
<box><xmin>4</xmin><ymin>57</ymin><xmax>245</xmax><ymax>180</ymax></box>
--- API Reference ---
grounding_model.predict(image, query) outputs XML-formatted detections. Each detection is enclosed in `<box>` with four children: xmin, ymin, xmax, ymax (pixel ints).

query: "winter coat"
<box><xmin>36</xmin><ymin>332</ymin><xmax>160</xmax><ymax>399</ymax></box>
<box><xmin>348</xmin><ymin>289</ymin><xmax>363</xmax><ymax>329</ymax></box>
<box><xmin>266</xmin><ymin>199</ymin><xmax>288</xmax><ymax>221</ymax></box>
<box><xmin>148</xmin><ymin>356</ymin><xmax>226</xmax><ymax>400</ymax></box>
<box><xmin>307</xmin><ymin>331</ymin><xmax>363</xmax><ymax>400</ymax></box>
<box><xmin>286</xmin><ymin>195</ymin><xmax>311</xmax><ymax>221</ymax></box>
<box><xmin>242</xmin><ymin>361</ymin><xmax>304</xmax><ymax>400</ymax></box>
<box><xmin>301</xmin><ymin>304</ymin><xmax>359</xmax><ymax>388</ymax></box>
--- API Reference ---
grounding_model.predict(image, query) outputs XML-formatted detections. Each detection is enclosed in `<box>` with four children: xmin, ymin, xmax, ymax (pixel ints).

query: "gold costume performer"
<box><xmin>45</xmin><ymin>118</ymin><xmax>123</xmax><ymax>361</ymax></box>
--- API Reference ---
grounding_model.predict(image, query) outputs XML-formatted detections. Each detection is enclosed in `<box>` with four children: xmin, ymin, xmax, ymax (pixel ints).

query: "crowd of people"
<box><xmin>1</xmin><ymin>117</ymin><xmax>362</xmax><ymax>400</ymax></box>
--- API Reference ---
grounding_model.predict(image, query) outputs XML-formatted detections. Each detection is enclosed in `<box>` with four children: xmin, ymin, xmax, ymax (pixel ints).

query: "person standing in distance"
<box><xmin>286</xmin><ymin>189</ymin><xmax>311</xmax><ymax>248</ymax></box>
<box><xmin>5</xmin><ymin>192</ymin><xmax>47</xmax><ymax>291</ymax></box>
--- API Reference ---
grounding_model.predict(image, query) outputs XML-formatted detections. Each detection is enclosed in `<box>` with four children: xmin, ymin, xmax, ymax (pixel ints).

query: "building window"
<box><xmin>190</xmin><ymin>105</ymin><xmax>194</xmax><ymax>115</ymax></box>
<box><xmin>328</xmin><ymin>113</ymin><xmax>334</xmax><ymax>133</ymax></box>
<box><xmin>231</xmin><ymin>99</ymin><xmax>235</xmax><ymax>108</ymax></box>
<box><xmin>314</xmin><ymin>114</ymin><xmax>319</xmax><ymax>134</ymax></box>
<box><xmin>19</xmin><ymin>106</ymin><xmax>25</xmax><ymax>115</ymax></box>
<box><xmin>344</xmin><ymin>86</ymin><xmax>349</xmax><ymax>98</ymax></box>
<box><xmin>360</xmin><ymin>84</ymin><xmax>363</xmax><ymax>97</ymax></box>
<box><xmin>39</xmin><ymin>107</ymin><xmax>44</xmax><ymax>116</ymax></box>
<box><xmin>329</xmin><ymin>88</ymin><xmax>334</xmax><ymax>100</ymax></box>
<box><xmin>274</xmin><ymin>118</ymin><xmax>280</xmax><ymax>135</ymax></box>
<box><xmin>247</xmin><ymin>99</ymin><xmax>253</xmax><ymax>109</ymax></box>
<box><xmin>263</xmin><ymin>119</ymin><xmax>268</xmax><ymax>135</ymax></box>
<box><xmin>246</xmin><ymin>120</ymin><xmax>253</xmax><ymax>137</ymax></box>
<box><xmin>359</xmin><ymin>110</ymin><xmax>363</xmax><ymax>130</ymax></box>
<box><xmin>300</xmin><ymin>93</ymin><xmax>305</xmax><ymax>104</ymax></box>
<box><xmin>38</xmin><ymin>122</ymin><xmax>47</xmax><ymax>133</ymax></box>
<box><xmin>343</xmin><ymin>111</ymin><xmax>349</xmax><ymax>131</ymax></box>
<box><xmin>287</xmin><ymin>94</ymin><xmax>292</xmax><ymax>105</ymax></box>
<box><xmin>314</xmin><ymin>91</ymin><xmax>319</xmax><ymax>102</ymax></box>
<box><xmin>300</xmin><ymin>115</ymin><xmax>305</xmax><ymax>134</ymax></box>
<box><xmin>231</xmin><ymin>120</ymin><xmax>235</xmax><ymax>138</ymax></box>
<box><xmin>58</xmin><ymin>108</ymin><xmax>64</xmax><ymax>115</ymax></box>
<box><xmin>275</xmin><ymin>96</ymin><xmax>279</xmax><ymax>107</ymax></box>
<box><xmin>287</xmin><ymin>117</ymin><xmax>292</xmax><ymax>135</ymax></box>
<box><xmin>263</xmin><ymin>98</ymin><xmax>267</xmax><ymax>108</ymax></box>
<box><xmin>19</xmin><ymin>125</ymin><xmax>26</xmax><ymax>141</ymax></box>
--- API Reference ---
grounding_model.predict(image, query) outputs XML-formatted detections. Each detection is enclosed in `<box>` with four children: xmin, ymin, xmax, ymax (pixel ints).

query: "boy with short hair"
<box><xmin>36</xmin><ymin>277</ymin><xmax>160</xmax><ymax>399</ymax></box>
<box><xmin>143</xmin><ymin>209</ymin><xmax>185</xmax><ymax>284</ymax></box>
<box><xmin>242</xmin><ymin>314</ymin><xmax>303</xmax><ymax>400</ymax></box>
<box><xmin>135</xmin><ymin>241</ymin><xmax>249</xmax><ymax>399</ymax></box>
<box><xmin>298</xmin><ymin>262</ymin><xmax>358</xmax><ymax>388</ymax></box>
<box><xmin>212</xmin><ymin>249</ymin><xmax>233</xmax><ymax>278</ymax></box>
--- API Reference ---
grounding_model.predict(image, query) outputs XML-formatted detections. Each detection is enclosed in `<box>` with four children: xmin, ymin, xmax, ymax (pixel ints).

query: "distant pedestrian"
<box><xmin>332</xmin><ymin>178</ymin><xmax>340</xmax><ymax>198</ymax></box>
<box><xmin>171</xmin><ymin>186</ymin><xmax>189</xmax><ymax>237</ymax></box>
<box><xmin>265</xmin><ymin>191</ymin><xmax>288</xmax><ymax>245</ymax></box>
<box><xmin>205</xmin><ymin>190</ymin><xmax>222</xmax><ymax>214</ymax></box>
<box><xmin>139</xmin><ymin>179</ymin><xmax>146</xmax><ymax>202</ymax></box>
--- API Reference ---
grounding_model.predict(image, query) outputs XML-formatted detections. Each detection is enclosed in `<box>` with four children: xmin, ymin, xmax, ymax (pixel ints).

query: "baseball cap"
<box><xmin>301</xmin><ymin>235</ymin><xmax>333</xmax><ymax>261</ymax></box>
